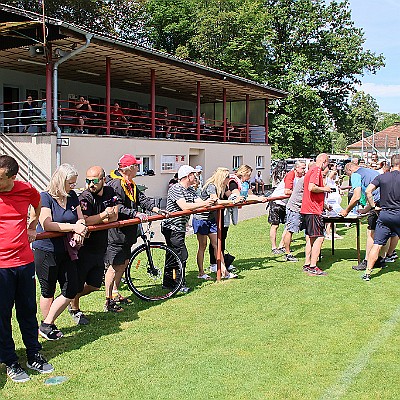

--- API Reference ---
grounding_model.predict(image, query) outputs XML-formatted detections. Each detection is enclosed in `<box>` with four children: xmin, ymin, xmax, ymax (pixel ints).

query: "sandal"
<box><xmin>197</xmin><ymin>274</ymin><xmax>213</xmax><ymax>280</ymax></box>
<box><xmin>113</xmin><ymin>293</ymin><xmax>132</xmax><ymax>304</ymax></box>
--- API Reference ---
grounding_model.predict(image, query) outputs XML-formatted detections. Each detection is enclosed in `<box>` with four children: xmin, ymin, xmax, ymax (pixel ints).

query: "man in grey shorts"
<box><xmin>283</xmin><ymin>162</ymin><xmax>314</xmax><ymax>262</ymax></box>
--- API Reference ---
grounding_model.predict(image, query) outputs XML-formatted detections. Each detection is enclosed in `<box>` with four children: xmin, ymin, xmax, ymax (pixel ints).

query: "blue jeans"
<box><xmin>0</xmin><ymin>263</ymin><xmax>41</xmax><ymax>366</ymax></box>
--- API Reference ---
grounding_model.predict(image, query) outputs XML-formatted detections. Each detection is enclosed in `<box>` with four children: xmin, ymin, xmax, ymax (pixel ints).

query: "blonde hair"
<box><xmin>47</xmin><ymin>163</ymin><xmax>78</xmax><ymax>199</ymax></box>
<box><xmin>204</xmin><ymin>167</ymin><xmax>230</xmax><ymax>198</ymax></box>
<box><xmin>235</xmin><ymin>164</ymin><xmax>252</xmax><ymax>180</ymax></box>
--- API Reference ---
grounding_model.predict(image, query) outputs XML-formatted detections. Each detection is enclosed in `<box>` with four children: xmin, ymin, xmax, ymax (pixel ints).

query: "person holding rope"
<box><xmin>68</xmin><ymin>166</ymin><xmax>119</xmax><ymax>324</ymax></box>
<box><xmin>0</xmin><ymin>155</ymin><xmax>53</xmax><ymax>382</ymax></box>
<box><xmin>104</xmin><ymin>154</ymin><xmax>167</xmax><ymax>312</ymax></box>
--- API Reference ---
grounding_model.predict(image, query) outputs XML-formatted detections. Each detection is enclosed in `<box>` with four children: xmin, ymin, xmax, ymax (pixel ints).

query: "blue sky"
<box><xmin>348</xmin><ymin>0</ymin><xmax>400</xmax><ymax>114</ymax></box>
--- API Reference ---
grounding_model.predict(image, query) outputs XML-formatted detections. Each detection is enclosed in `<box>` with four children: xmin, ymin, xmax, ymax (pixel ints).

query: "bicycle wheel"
<box><xmin>125</xmin><ymin>243</ymin><xmax>183</xmax><ymax>301</ymax></box>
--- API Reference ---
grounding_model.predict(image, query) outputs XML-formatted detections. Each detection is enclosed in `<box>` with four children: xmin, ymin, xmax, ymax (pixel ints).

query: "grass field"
<box><xmin>2</xmin><ymin>214</ymin><xmax>400</xmax><ymax>399</ymax></box>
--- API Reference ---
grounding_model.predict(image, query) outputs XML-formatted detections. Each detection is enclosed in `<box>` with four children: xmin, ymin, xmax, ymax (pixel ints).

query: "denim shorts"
<box><xmin>192</xmin><ymin>218</ymin><xmax>217</xmax><ymax>235</ymax></box>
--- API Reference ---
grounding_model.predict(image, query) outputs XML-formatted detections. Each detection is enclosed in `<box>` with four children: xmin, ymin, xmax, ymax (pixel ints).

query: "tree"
<box><xmin>376</xmin><ymin>112</ymin><xmax>400</xmax><ymax>132</ymax></box>
<box><xmin>2</xmin><ymin>0</ymin><xmax>148</xmax><ymax>42</ymax></box>
<box><xmin>344</xmin><ymin>91</ymin><xmax>379</xmax><ymax>144</ymax></box>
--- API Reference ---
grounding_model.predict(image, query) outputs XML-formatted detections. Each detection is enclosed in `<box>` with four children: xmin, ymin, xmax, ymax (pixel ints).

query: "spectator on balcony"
<box><xmin>75</xmin><ymin>96</ymin><xmax>92</xmax><ymax>134</ymax></box>
<box><xmin>20</xmin><ymin>95</ymin><xmax>37</xmax><ymax>133</ymax></box>
<box><xmin>111</xmin><ymin>102</ymin><xmax>129</xmax><ymax>136</ymax></box>
<box><xmin>156</xmin><ymin>107</ymin><xmax>172</xmax><ymax>139</ymax></box>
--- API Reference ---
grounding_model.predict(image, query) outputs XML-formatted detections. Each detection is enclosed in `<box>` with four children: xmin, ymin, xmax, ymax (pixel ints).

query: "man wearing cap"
<box><xmin>68</xmin><ymin>166</ymin><xmax>119</xmax><ymax>324</ymax></box>
<box><xmin>104</xmin><ymin>154</ymin><xmax>167</xmax><ymax>312</ymax></box>
<box><xmin>195</xmin><ymin>165</ymin><xmax>203</xmax><ymax>191</ymax></box>
<box><xmin>162</xmin><ymin>165</ymin><xmax>216</xmax><ymax>293</ymax></box>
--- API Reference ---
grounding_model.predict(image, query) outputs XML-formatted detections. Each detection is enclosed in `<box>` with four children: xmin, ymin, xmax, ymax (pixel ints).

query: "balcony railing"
<box><xmin>0</xmin><ymin>100</ymin><xmax>265</xmax><ymax>143</ymax></box>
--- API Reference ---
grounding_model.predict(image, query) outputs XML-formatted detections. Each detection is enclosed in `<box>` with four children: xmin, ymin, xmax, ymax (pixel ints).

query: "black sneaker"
<box><xmin>68</xmin><ymin>307</ymin><xmax>89</xmax><ymax>325</ymax></box>
<box><xmin>374</xmin><ymin>256</ymin><xmax>387</xmax><ymax>269</ymax></box>
<box><xmin>27</xmin><ymin>353</ymin><xmax>54</xmax><ymax>374</ymax></box>
<box><xmin>104</xmin><ymin>299</ymin><xmax>123</xmax><ymax>313</ymax></box>
<box><xmin>39</xmin><ymin>322</ymin><xmax>63</xmax><ymax>341</ymax></box>
<box><xmin>6</xmin><ymin>362</ymin><xmax>30</xmax><ymax>383</ymax></box>
<box><xmin>384</xmin><ymin>253</ymin><xmax>397</xmax><ymax>263</ymax></box>
<box><xmin>362</xmin><ymin>273</ymin><xmax>371</xmax><ymax>281</ymax></box>
<box><xmin>285</xmin><ymin>253</ymin><xmax>298</xmax><ymax>262</ymax></box>
<box><xmin>352</xmin><ymin>259</ymin><xmax>367</xmax><ymax>271</ymax></box>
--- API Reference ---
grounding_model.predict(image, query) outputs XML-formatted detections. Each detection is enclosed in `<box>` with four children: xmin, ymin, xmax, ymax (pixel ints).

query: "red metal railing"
<box><xmin>35</xmin><ymin>195</ymin><xmax>288</xmax><ymax>281</ymax></box>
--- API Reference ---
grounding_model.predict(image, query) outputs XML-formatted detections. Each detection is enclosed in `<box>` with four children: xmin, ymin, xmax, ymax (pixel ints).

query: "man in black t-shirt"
<box><xmin>363</xmin><ymin>155</ymin><xmax>400</xmax><ymax>281</ymax></box>
<box><xmin>68</xmin><ymin>166</ymin><xmax>119</xmax><ymax>324</ymax></box>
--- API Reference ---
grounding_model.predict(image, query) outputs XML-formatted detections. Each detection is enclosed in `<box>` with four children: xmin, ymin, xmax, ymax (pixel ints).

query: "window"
<box><xmin>232</xmin><ymin>156</ymin><xmax>243</xmax><ymax>170</ymax></box>
<box><xmin>136</xmin><ymin>156</ymin><xmax>154</xmax><ymax>175</ymax></box>
<box><xmin>256</xmin><ymin>156</ymin><xmax>264</xmax><ymax>169</ymax></box>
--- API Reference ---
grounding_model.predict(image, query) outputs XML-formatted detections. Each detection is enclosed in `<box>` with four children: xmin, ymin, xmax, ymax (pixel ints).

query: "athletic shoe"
<box><xmin>209</xmin><ymin>264</ymin><xmax>217</xmax><ymax>273</ymax></box>
<box><xmin>384</xmin><ymin>253</ymin><xmax>398</xmax><ymax>263</ymax></box>
<box><xmin>68</xmin><ymin>308</ymin><xmax>89</xmax><ymax>325</ymax></box>
<box><xmin>27</xmin><ymin>353</ymin><xmax>54</xmax><ymax>374</ymax></box>
<box><xmin>302</xmin><ymin>264</ymin><xmax>311</xmax><ymax>273</ymax></box>
<box><xmin>374</xmin><ymin>256</ymin><xmax>387</xmax><ymax>269</ymax></box>
<box><xmin>6</xmin><ymin>362</ymin><xmax>30</xmax><ymax>383</ymax></box>
<box><xmin>362</xmin><ymin>273</ymin><xmax>371</xmax><ymax>281</ymax></box>
<box><xmin>307</xmin><ymin>266</ymin><xmax>327</xmax><ymax>276</ymax></box>
<box><xmin>178</xmin><ymin>286</ymin><xmax>191</xmax><ymax>294</ymax></box>
<box><xmin>39</xmin><ymin>322</ymin><xmax>63</xmax><ymax>341</ymax></box>
<box><xmin>272</xmin><ymin>247</ymin><xmax>285</xmax><ymax>255</ymax></box>
<box><xmin>227</xmin><ymin>265</ymin><xmax>236</xmax><ymax>272</ymax></box>
<box><xmin>352</xmin><ymin>259</ymin><xmax>367</xmax><ymax>271</ymax></box>
<box><xmin>104</xmin><ymin>299</ymin><xmax>123</xmax><ymax>313</ymax></box>
<box><xmin>285</xmin><ymin>253</ymin><xmax>298</xmax><ymax>262</ymax></box>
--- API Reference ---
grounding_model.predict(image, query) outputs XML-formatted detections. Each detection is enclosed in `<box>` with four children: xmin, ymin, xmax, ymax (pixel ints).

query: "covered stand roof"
<box><xmin>0</xmin><ymin>4</ymin><xmax>287</xmax><ymax>104</ymax></box>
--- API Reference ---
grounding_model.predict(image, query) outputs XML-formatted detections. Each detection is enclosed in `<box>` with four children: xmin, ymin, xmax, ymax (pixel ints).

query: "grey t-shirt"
<box><xmin>193</xmin><ymin>183</ymin><xmax>217</xmax><ymax>221</ymax></box>
<box><xmin>286</xmin><ymin>176</ymin><xmax>305</xmax><ymax>213</ymax></box>
<box><xmin>162</xmin><ymin>183</ymin><xmax>198</xmax><ymax>232</ymax></box>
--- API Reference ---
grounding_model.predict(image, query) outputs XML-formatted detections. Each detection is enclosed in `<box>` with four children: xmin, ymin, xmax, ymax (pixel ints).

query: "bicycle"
<box><xmin>124</xmin><ymin>222</ymin><xmax>184</xmax><ymax>301</ymax></box>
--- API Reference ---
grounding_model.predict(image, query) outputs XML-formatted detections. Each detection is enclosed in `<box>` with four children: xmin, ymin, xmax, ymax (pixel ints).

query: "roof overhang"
<box><xmin>0</xmin><ymin>4</ymin><xmax>288</xmax><ymax>104</ymax></box>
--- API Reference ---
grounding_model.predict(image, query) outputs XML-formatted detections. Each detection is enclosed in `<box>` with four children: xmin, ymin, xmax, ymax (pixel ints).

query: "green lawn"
<box><xmin>3</xmin><ymin>214</ymin><xmax>400</xmax><ymax>399</ymax></box>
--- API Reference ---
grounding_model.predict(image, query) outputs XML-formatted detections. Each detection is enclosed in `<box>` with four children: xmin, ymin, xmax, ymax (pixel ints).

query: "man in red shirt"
<box><xmin>0</xmin><ymin>155</ymin><xmax>53</xmax><ymax>383</ymax></box>
<box><xmin>300</xmin><ymin>153</ymin><xmax>331</xmax><ymax>275</ymax></box>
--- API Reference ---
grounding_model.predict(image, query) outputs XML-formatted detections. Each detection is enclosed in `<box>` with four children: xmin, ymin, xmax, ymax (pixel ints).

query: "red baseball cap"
<box><xmin>118</xmin><ymin>154</ymin><xmax>142</xmax><ymax>167</ymax></box>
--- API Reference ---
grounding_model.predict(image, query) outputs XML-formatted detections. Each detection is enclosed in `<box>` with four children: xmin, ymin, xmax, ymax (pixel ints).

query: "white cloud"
<box><xmin>356</xmin><ymin>83</ymin><xmax>400</xmax><ymax>98</ymax></box>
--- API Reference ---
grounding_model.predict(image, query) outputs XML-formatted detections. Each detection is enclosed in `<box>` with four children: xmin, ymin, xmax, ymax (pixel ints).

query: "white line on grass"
<box><xmin>320</xmin><ymin>304</ymin><xmax>400</xmax><ymax>400</ymax></box>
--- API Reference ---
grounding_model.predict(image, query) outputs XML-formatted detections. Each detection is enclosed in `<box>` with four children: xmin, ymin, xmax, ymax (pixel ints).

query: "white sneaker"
<box><xmin>209</xmin><ymin>264</ymin><xmax>217</xmax><ymax>272</ymax></box>
<box><xmin>227</xmin><ymin>265</ymin><xmax>236</xmax><ymax>272</ymax></box>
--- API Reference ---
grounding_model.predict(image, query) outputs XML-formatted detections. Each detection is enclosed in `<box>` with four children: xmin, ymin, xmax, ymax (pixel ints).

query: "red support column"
<box><xmin>45</xmin><ymin>60</ymin><xmax>52</xmax><ymax>132</ymax></box>
<box><xmin>246</xmin><ymin>94</ymin><xmax>250</xmax><ymax>143</ymax></box>
<box><xmin>216</xmin><ymin>208</ymin><xmax>223</xmax><ymax>281</ymax></box>
<box><xmin>223</xmin><ymin>88</ymin><xmax>227</xmax><ymax>142</ymax></box>
<box><xmin>265</xmin><ymin>99</ymin><xmax>269</xmax><ymax>144</ymax></box>
<box><xmin>196</xmin><ymin>81</ymin><xmax>201</xmax><ymax>141</ymax></box>
<box><xmin>106</xmin><ymin>57</ymin><xmax>111</xmax><ymax>135</ymax></box>
<box><xmin>151</xmin><ymin>69</ymin><xmax>156</xmax><ymax>138</ymax></box>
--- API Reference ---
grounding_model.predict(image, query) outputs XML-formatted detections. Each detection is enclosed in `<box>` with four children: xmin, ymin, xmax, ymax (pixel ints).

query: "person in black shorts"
<box><xmin>104</xmin><ymin>154</ymin><xmax>167</xmax><ymax>312</ymax></box>
<box><xmin>362</xmin><ymin>155</ymin><xmax>400</xmax><ymax>280</ymax></box>
<box><xmin>68</xmin><ymin>166</ymin><xmax>119</xmax><ymax>324</ymax></box>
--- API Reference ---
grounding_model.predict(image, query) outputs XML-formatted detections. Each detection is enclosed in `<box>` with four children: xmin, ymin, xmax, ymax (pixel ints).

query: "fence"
<box><xmin>35</xmin><ymin>195</ymin><xmax>288</xmax><ymax>281</ymax></box>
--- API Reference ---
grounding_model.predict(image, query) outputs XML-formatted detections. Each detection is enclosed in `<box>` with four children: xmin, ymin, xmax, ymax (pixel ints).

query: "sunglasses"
<box><xmin>86</xmin><ymin>178</ymin><xmax>101</xmax><ymax>185</ymax></box>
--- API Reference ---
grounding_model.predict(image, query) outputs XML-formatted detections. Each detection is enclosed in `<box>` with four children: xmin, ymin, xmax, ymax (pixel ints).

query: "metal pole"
<box><xmin>54</xmin><ymin>34</ymin><xmax>92</xmax><ymax>167</ymax></box>
<box><xmin>150</xmin><ymin>69</ymin><xmax>156</xmax><ymax>138</ymax></box>
<box><xmin>106</xmin><ymin>57</ymin><xmax>111</xmax><ymax>135</ymax></box>
<box><xmin>216</xmin><ymin>208</ymin><xmax>223</xmax><ymax>281</ymax></box>
<box><xmin>361</xmin><ymin>130</ymin><xmax>364</xmax><ymax>160</ymax></box>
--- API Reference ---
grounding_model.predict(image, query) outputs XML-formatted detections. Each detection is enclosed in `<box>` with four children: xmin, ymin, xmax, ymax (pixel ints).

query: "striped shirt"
<box><xmin>162</xmin><ymin>183</ymin><xmax>199</xmax><ymax>232</ymax></box>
